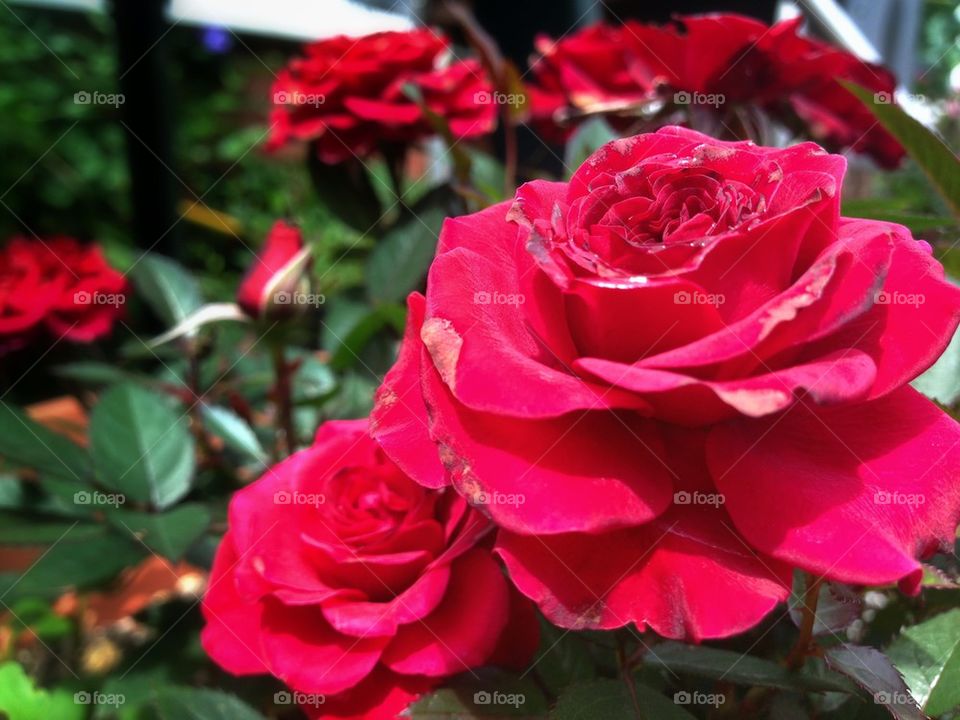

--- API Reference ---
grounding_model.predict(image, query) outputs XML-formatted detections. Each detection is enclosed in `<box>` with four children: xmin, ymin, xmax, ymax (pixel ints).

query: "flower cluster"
<box><xmin>267</xmin><ymin>29</ymin><xmax>496</xmax><ymax>164</ymax></box>
<box><xmin>528</xmin><ymin>14</ymin><xmax>905</xmax><ymax>167</ymax></box>
<box><xmin>0</xmin><ymin>236</ymin><xmax>126</xmax><ymax>354</ymax></box>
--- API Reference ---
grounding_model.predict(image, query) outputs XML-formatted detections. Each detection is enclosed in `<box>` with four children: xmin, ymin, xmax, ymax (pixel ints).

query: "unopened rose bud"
<box><xmin>236</xmin><ymin>221</ymin><xmax>312</xmax><ymax>319</ymax></box>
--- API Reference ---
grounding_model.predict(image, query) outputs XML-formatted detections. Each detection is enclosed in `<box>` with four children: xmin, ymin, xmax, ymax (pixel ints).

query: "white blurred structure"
<box><xmin>10</xmin><ymin>0</ymin><xmax>418</xmax><ymax>40</ymax></box>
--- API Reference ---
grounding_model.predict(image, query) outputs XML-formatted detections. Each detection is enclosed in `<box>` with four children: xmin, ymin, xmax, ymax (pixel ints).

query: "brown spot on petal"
<box><xmin>758</xmin><ymin>259</ymin><xmax>835</xmax><ymax>340</ymax></box>
<box><xmin>421</xmin><ymin>317</ymin><xmax>463</xmax><ymax>390</ymax></box>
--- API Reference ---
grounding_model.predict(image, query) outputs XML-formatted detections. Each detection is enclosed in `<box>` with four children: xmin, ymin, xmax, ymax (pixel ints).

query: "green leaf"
<box><xmin>290</xmin><ymin>352</ymin><xmax>337</xmax><ymax>404</ymax></box>
<box><xmin>564</xmin><ymin>117</ymin><xmax>618</xmax><ymax>177</ymax></box>
<box><xmin>200</xmin><ymin>405</ymin><xmax>267</xmax><ymax>465</ymax></box>
<box><xmin>0</xmin><ymin>403</ymin><xmax>91</xmax><ymax>484</ymax></box>
<box><xmin>551</xmin><ymin>679</ymin><xmax>696</xmax><ymax>720</ymax></box>
<box><xmin>843</xmin><ymin>82</ymin><xmax>960</xmax><ymax>218</ymax></box>
<box><xmin>0</xmin><ymin>515</ymin><xmax>100</xmax><ymax>544</ymax></box>
<box><xmin>322</xmin><ymin>299</ymin><xmax>404</xmax><ymax>370</ymax></box>
<box><xmin>107</xmin><ymin>503</ymin><xmax>210</xmax><ymax>561</ymax></box>
<box><xmin>409</xmin><ymin>671</ymin><xmax>549</xmax><ymax>718</ymax></box>
<box><xmin>146</xmin><ymin>687</ymin><xmax>265</xmax><ymax>720</ymax></box>
<box><xmin>366</xmin><ymin>206</ymin><xmax>444</xmax><ymax>305</ymax></box>
<box><xmin>913</xmin><ymin>289</ymin><xmax>960</xmax><ymax>404</ymax></box>
<box><xmin>824</xmin><ymin>644</ymin><xmax>925</xmax><ymax>720</ymax></box>
<box><xmin>130</xmin><ymin>253</ymin><xmax>204</xmax><ymax>328</ymax></box>
<box><xmin>0</xmin><ymin>662</ymin><xmax>85</xmax><ymax>720</ymax></box>
<box><xmin>89</xmin><ymin>384</ymin><xmax>195</xmax><ymax>510</ymax></box>
<box><xmin>888</xmin><ymin>608</ymin><xmax>960</xmax><ymax>716</ymax></box>
<box><xmin>307</xmin><ymin>149</ymin><xmax>383</xmax><ymax>232</ymax></box>
<box><xmin>53</xmin><ymin>361</ymin><xmax>149</xmax><ymax>386</ymax></box>
<box><xmin>644</xmin><ymin>642</ymin><xmax>853</xmax><ymax>693</ymax></box>
<box><xmin>0</xmin><ymin>527</ymin><xmax>144</xmax><ymax>600</ymax></box>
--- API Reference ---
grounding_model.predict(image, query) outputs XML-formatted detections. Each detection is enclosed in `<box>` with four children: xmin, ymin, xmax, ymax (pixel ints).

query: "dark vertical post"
<box><xmin>111</xmin><ymin>0</ymin><xmax>178</xmax><ymax>257</ymax></box>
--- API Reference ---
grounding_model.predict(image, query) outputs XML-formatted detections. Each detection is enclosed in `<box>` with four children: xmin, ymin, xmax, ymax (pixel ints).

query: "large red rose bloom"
<box><xmin>0</xmin><ymin>236</ymin><xmax>126</xmax><ymax>353</ymax></box>
<box><xmin>371</xmin><ymin>127</ymin><xmax>960</xmax><ymax>640</ymax></box>
<box><xmin>268</xmin><ymin>29</ymin><xmax>496</xmax><ymax>164</ymax></box>
<box><xmin>201</xmin><ymin>419</ymin><xmax>537</xmax><ymax>720</ymax></box>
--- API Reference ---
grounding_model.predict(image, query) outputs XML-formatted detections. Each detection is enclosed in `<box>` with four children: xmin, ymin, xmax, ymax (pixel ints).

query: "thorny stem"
<box><xmin>787</xmin><ymin>574</ymin><xmax>823</xmax><ymax>670</ymax></box>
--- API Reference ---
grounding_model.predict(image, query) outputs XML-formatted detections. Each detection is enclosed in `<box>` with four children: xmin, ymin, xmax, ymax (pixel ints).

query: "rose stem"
<box><xmin>271</xmin><ymin>343</ymin><xmax>296</xmax><ymax>457</ymax></box>
<box><xmin>787</xmin><ymin>574</ymin><xmax>823</xmax><ymax>670</ymax></box>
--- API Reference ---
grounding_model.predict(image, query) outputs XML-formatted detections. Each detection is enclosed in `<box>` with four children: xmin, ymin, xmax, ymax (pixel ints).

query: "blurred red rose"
<box><xmin>0</xmin><ymin>236</ymin><xmax>126</xmax><ymax>353</ymax></box>
<box><xmin>201</xmin><ymin>419</ymin><xmax>537</xmax><ymax>720</ymax></box>
<box><xmin>371</xmin><ymin>127</ymin><xmax>960</xmax><ymax>640</ymax></box>
<box><xmin>236</xmin><ymin>220</ymin><xmax>310</xmax><ymax>319</ymax></box>
<box><xmin>528</xmin><ymin>14</ymin><xmax>905</xmax><ymax>167</ymax></box>
<box><xmin>267</xmin><ymin>29</ymin><xmax>496</xmax><ymax>164</ymax></box>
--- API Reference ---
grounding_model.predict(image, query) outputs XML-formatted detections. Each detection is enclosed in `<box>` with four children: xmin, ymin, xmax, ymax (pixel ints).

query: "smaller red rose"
<box><xmin>0</xmin><ymin>236</ymin><xmax>126</xmax><ymax>353</ymax></box>
<box><xmin>268</xmin><ymin>29</ymin><xmax>496</xmax><ymax>164</ymax></box>
<box><xmin>201</xmin><ymin>419</ymin><xmax>537</xmax><ymax>720</ymax></box>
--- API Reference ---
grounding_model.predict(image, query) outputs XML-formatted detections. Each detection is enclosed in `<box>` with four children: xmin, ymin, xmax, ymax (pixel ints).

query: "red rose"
<box><xmin>0</xmin><ymin>236</ymin><xmax>126</xmax><ymax>352</ymax></box>
<box><xmin>528</xmin><ymin>14</ymin><xmax>905</xmax><ymax>167</ymax></box>
<box><xmin>267</xmin><ymin>30</ymin><xmax>496</xmax><ymax>164</ymax></box>
<box><xmin>371</xmin><ymin>127</ymin><xmax>960</xmax><ymax>640</ymax></box>
<box><xmin>236</xmin><ymin>220</ymin><xmax>311</xmax><ymax>319</ymax></box>
<box><xmin>526</xmin><ymin>24</ymin><xmax>657</xmax><ymax>140</ymax></box>
<box><xmin>201</xmin><ymin>419</ymin><xmax>537</xmax><ymax>720</ymax></box>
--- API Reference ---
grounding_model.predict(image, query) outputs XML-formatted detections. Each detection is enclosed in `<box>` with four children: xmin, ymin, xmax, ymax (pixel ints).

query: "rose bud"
<box><xmin>236</xmin><ymin>221</ymin><xmax>312</xmax><ymax>319</ymax></box>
